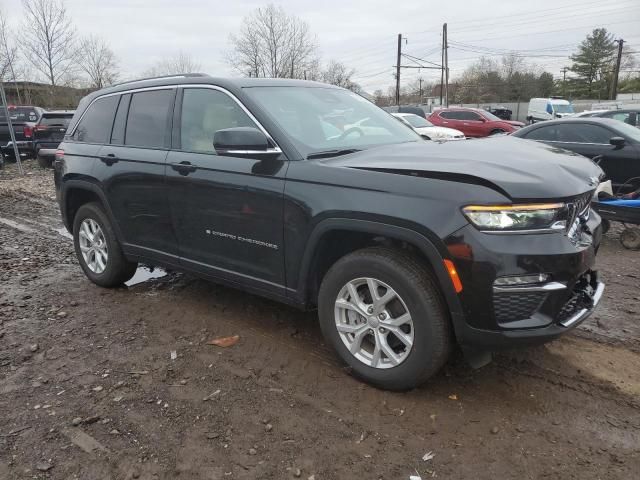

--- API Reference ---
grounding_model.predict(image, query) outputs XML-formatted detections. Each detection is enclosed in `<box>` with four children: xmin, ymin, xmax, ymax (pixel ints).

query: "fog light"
<box><xmin>494</xmin><ymin>274</ymin><xmax>549</xmax><ymax>287</ymax></box>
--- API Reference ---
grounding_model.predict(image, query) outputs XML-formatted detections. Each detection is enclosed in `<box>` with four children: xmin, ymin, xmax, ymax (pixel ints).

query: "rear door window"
<box><xmin>125</xmin><ymin>89</ymin><xmax>174</xmax><ymax>148</ymax></box>
<box><xmin>461</xmin><ymin>111</ymin><xmax>482</xmax><ymax>121</ymax></box>
<box><xmin>523</xmin><ymin>126</ymin><xmax>558</xmax><ymax>141</ymax></box>
<box><xmin>73</xmin><ymin>96</ymin><xmax>119</xmax><ymax>144</ymax></box>
<box><xmin>439</xmin><ymin>111</ymin><xmax>462</xmax><ymax>120</ymax></box>
<box><xmin>556</xmin><ymin>124</ymin><xmax>611</xmax><ymax>144</ymax></box>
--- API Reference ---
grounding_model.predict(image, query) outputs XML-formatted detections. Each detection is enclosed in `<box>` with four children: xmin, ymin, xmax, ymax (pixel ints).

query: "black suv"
<box><xmin>55</xmin><ymin>74</ymin><xmax>605</xmax><ymax>390</ymax></box>
<box><xmin>33</xmin><ymin>110</ymin><xmax>75</xmax><ymax>168</ymax></box>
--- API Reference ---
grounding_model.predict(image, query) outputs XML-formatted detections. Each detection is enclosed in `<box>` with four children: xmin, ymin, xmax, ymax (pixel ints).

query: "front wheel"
<box><xmin>318</xmin><ymin>247</ymin><xmax>452</xmax><ymax>390</ymax></box>
<box><xmin>73</xmin><ymin>202</ymin><xmax>138</xmax><ymax>287</ymax></box>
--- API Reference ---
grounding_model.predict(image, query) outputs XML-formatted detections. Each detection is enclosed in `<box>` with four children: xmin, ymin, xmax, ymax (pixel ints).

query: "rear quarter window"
<box><xmin>72</xmin><ymin>96</ymin><xmax>119</xmax><ymax>144</ymax></box>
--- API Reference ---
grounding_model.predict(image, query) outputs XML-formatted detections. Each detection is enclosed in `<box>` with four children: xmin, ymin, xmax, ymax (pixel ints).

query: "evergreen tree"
<box><xmin>569</xmin><ymin>28</ymin><xmax>616</xmax><ymax>98</ymax></box>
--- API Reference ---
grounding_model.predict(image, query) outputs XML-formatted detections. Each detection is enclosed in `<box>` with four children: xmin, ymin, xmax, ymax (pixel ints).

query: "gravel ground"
<box><xmin>0</xmin><ymin>160</ymin><xmax>639</xmax><ymax>480</ymax></box>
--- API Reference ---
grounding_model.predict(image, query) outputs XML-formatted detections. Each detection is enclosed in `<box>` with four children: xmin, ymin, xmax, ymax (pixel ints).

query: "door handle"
<box><xmin>171</xmin><ymin>161</ymin><xmax>197</xmax><ymax>175</ymax></box>
<box><xmin>99</xmin><ymin>153</ymin><xmax>119</xmax><ymax>166</ymax></box>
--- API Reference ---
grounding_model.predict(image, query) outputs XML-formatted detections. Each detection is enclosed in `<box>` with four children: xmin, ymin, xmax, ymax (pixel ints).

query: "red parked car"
<box><xmin>428</xmin><ymin>107</ymin><xmax>524</xmax><ymax>138</ymax></box>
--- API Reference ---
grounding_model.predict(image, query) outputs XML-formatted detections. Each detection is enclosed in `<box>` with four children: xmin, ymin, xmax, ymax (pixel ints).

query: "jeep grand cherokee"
<box><xmin>54</xmin><ymin>74</ymin><xmax>605</xmax><ymax>390</ymax></box>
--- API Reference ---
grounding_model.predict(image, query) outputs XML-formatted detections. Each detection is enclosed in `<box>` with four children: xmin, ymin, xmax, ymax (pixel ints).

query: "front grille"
<box><xmin>567</xmin><ymin>191</ymin><xmax>593</xmax><ymax>232</ymax></box>
<box><xmin>494</xmin><ymin>291</ymin><xmax>547</xmax><ymax>322</ymax></box>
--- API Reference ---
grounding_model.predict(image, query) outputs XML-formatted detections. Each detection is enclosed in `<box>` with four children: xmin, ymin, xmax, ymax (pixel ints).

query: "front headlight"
<box><xmin>462</xmin><ymin>203</ymin><xmax>567</xmax><ymax>232</ymax></box>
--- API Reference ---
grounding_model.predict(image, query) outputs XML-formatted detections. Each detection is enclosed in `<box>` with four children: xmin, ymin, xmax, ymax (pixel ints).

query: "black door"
<box><xmin>166</xmin><ymin>87</ymin><xmax>287</xmax><ymax>297</ymax></box>
<box><xmin>96</xmin><ymin>89</ymin><xmax>179</xmax><ymax>263</ymax></box>
<box><xmin>552</xmin><ymin>123</ymin><xmax>640</xmax><ymax>188</ymax></box>
<box><xmin>524</xmin><ymin>122</ymin><xmax>640</xmax><ymax>188</ymax></box>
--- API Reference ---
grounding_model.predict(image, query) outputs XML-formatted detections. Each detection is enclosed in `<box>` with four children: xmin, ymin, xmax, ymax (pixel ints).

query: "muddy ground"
<box><xmin>0</xmin><ymin>161</ymin><xmax>639</xmax><ymax>480</ymax></box>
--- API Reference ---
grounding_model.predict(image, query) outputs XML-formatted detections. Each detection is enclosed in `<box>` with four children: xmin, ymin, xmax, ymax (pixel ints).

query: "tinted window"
<box><xmin>0</xmin><ymin>107</ymin><xmax>39</xmax><ymax>122</ymax></box>
<box><xmin>125</xmin><ymin>89</ymin><xmax>173</xmax><ymax>148</ymax></box>
<box><xmin>523</xmin><ymin>126</ymin><xmax>558</xmax><ymax>141</ymax></box>
<box><xmin>41</xmin><ymin>114</ymin><xmax>73</xmax><ymax>127</ymax></box>
<box><xmin>73</xmin><ymin>96</ymin><xmax>119</xmax><ymax>143</ymax></box>
<box><xmin>556</xmin><ymin>124</ymin><xmax>611</xmax><ymax>143</ymax></box>
<box><xmin>460</xmin><ymin>111</ymin><xmax>482</xmax><ymax>121</ymax></box>
<box><xmin>180</xmin><ymin>88</ymin><xmax>257</xmax><ymax>153</ymax></box>
<box><xmin>111</xmin><ymin>94</ymin><xmax>130</xmax><ymax>144</ymax></box>
<box><xmin>439</xmin><ymin>111</ymin><xmax>462</xmax><ymax>120</ymax></box>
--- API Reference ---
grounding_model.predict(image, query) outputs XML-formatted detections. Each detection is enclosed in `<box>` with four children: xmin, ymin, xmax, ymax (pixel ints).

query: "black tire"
<box><xmin>620</xmin><ymin>227</ymin><xmax>640</xmax><ymax>250</ymax></box>
<box><xmin>601</xmin><ymin>218</ymin><xmax>611</xmax><ymax>235</ymax></box>
<box><xmin>37</xmin><ymin>154</ymin><xmax>52</xmax><ymax>169</ymax></box>
<box><xmin>73</xmin><ymin>202</ymin><xmax>138</xmax><ymax>287</ymax></box>
<box><xmin>318</xmin><ymin>247</ymin><xmax>452</xmax><ymax>391</ymax></box>
<box><xmin>490</xmin><ymin>129</ymin><xmax>506</xmax><ymax>135</ymax></box>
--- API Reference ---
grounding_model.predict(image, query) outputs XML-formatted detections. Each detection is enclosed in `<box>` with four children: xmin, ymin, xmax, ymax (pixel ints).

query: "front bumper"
<box><xmin>446</xmin><ymin>208</ymin><xmax>604</xmax><ymax>349</ymax></box>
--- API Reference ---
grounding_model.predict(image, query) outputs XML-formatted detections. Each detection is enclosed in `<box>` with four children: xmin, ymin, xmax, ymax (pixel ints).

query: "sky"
<box><xmin>2</xmin><ymin>0</ymin><xmax>639</xmax><ymax>93</ymax></box>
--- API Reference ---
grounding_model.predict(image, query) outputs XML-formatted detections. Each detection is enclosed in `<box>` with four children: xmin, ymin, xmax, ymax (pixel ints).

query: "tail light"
<box><xmin>23</xmin><ymin>125</ymin><xmax>33</xmax><ymax>138</ymax></box>
<box><xmin>55</xmin><ymin>149</ymin><xmax>64</xmax><ymax>162</ymax></box>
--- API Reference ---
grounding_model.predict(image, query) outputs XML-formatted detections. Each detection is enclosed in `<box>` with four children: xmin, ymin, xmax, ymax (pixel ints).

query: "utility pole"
<box><xmin>610</xmin><ymin>39</ymin><xmax>624</xmax><ymax>100</ymax></box>
<box><xmin>0</xmin><ymin>80</ymin><xmax>24</xmax><ymax>175</ymax></box>
<box><xmin>561</xmin><ymin>67</ymin><xmax>569</xmax><ymax>97</ymax></box>
<box><xmin>443</xmin><ymin>23</ymin><xmax>449</xmax><ymax>107</ymax></box>
<box><xmin>418</xmin><ymin>77</ymin><xmax>423</xmax><ymax>102</ymax></box>
<box><xmin>440</xmin><ymin>27</ymin><xmax>445</xmax><ymax>106</ymax></box>
<box><xmin>395</xmin><ymin>33</ymin><xmax>402</xmax><ymax>106</ymax></box>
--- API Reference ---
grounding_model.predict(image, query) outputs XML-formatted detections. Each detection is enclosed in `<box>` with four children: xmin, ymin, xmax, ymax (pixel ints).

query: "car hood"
<box><xmin>323</xmin><ymin>136</ymin><xmax>603</xmax><ymax>200</ymax></box>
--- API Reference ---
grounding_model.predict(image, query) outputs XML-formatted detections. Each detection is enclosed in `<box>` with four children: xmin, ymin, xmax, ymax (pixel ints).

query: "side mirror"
<box><xmin>478</xmin><ymin>117</ymin><xmax>487</xmax><ymax>122</ymax></box>
<box><xmin>214</xmin><ymin>127</ymin><xmax>270</xmax><ymax>154</ymax></box>
<box><xmin>610</xmin><ymin>136</ymin><xmax>626</xmax><ymax>148</ymax></box>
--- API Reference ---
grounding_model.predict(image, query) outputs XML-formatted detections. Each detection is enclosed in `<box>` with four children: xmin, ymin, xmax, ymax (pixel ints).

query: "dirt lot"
<box><xmin>1</xmin><ymin>161</ymin><xmax>639</xmax><ymax>480</ymax></box>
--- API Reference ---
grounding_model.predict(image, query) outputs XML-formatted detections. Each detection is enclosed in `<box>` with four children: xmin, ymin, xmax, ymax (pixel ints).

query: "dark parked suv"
<box><xmin>34</xmin><ymin>110</ymin><xmax>75</xmax><ymax>168</ymax></box>
<box><xmin>55</xmin><ymin>74</ymin><xmax>605</xmax><ymax>390</ymax></box>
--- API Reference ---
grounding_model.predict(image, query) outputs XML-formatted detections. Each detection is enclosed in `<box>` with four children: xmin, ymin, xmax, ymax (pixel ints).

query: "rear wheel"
<box><xmin>620</xmin><ymin>227</ymin><xmax>640</xmax><ymax>250</ymax></box>
<box><xmin>318</xmin><ymin>247</ymin><xmax>452</xmax><ymax>390</ymax></box>
<box><xmin>73</xmin><ymin>202</ymin><xmax>137</xmax><ymax>287</ymax></box>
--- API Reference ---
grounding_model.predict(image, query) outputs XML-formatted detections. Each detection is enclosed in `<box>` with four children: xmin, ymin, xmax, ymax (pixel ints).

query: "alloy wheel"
<box><xmin>334</xmin><ymin>277</ymin><xmax>414</xmax><ymax>369</ymax></box>
<box><xmin>78</xmin><ymin>218</ymin><xmax>108</xmax><ymax>274</ymax></box>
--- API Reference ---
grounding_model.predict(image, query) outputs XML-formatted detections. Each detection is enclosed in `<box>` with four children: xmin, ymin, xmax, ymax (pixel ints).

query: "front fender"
<box><xmin>294</xmin><ymin>217</ymin><xmax>466</xmax><ymax>332</ymax></box>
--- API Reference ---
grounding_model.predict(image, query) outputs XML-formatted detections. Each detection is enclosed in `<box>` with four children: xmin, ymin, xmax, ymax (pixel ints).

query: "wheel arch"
<box><xmin>61</xmin><ymin>180</ymin><xmax>123</xmax><ymax>242</ymax></box>
<box><xmin>295</xmin><ymin>218</ymin><xmax>466</xmax><ymax>331</ymax></box>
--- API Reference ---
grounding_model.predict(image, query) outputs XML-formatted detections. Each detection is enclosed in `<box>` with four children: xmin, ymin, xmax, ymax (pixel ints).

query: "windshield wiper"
<box><xmin>306</xmin><ymin>148</ymin><xmax>361</xmax><ymax>160</ymax></box>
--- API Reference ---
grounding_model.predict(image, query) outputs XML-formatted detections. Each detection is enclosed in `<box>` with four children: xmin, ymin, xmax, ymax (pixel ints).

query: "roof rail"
<box><xmin>109</xmin><ymin>73</ymin><xmax>210</xmax><ymax>88</ymax></box>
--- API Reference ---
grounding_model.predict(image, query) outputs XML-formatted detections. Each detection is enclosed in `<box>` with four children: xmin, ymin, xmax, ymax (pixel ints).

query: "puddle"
<box><xmin>54</xmin><ymin>227</ymin><xmax>73</xmax><ymax>240</ymax></box>
<box><xmin>125</xmin><ymin>266</ymin><xmax>168</xmax><ymax>287</ymax></box>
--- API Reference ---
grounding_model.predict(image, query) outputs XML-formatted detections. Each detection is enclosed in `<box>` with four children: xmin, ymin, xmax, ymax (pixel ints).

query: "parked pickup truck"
<box><xmin>34</xmin><ymin>110</ymin><xmax>75</xmax><ymax>168</ymax></box>
<box><xmin>55</xmin><ymin>75</ymin><xmax>605</xmax><ymax>390</ymax></box>
<box><xmin>0</xmin><ymin>105</ymin><xmax>43</xmax><ymax>160</ymax></box>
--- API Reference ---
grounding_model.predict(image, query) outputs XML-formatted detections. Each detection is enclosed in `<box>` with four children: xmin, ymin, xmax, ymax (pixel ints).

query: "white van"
<box><xmin>527</xmin><ymin>98</ymin><xmax>574</xmax><ymax>123</ymax></box>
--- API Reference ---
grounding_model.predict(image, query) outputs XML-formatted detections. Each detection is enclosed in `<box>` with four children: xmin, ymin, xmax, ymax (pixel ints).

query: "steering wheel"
<box><xmin>338</xmin><ymin>127</ymin><xmax>364</xmax><ymax>140</ymax></box>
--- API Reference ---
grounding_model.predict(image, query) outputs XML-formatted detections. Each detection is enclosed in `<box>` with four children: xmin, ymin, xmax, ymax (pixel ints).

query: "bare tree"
<box><xmin>0</xmin><ymin>8</ymin><xmax>20</xmax><ymax>84</ymax></box>
<box><xmin>77</xmin><ymin>35</ymin><xmax>119</xmax><ymax>89</ymax></box>
<box><xmin>227</xmin><ymin>4</ymin><xmax>317</xmax><ymax>78</ymax></box>
<box><xmin>21</xmin><ymin>0</ymin><xmax>76</xmax><ymax>86</ymax></box>
<box><xmin>144</xmin><ymin>52</ymin><xmax>202</xmax><ymax>77</ymax></box>
<box><xmin>321</xmin><ymin>60</ymin><xmax>356</xmax><ymax>88</ymax></box>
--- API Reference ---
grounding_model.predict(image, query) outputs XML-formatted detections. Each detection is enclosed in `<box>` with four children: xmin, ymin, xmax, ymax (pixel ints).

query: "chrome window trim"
<box><xmin>69</xmin><ymin>83</ymin><xmax>282</xmax><ymax>154</ymax></box>
<box><xmin>534</xmin><ymin>139</ymin><xmax>611</xmax><ymax>146</ymax></box>
<box><xmin>69</xmin><ymin>86</ymin><xmax>175</xmax><ymax>138</ymax></box>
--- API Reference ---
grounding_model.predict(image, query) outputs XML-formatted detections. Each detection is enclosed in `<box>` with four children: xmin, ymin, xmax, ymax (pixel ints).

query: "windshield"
<box><xmin>245</xmin><ymin>87</ymin><xmax>421</xmax><ymax>156</ymax></box>
<box><xmin>403</xmin><ymin>114</ymin><xmax>433</xmax><ymax>128</ymax></box>
<box><xmin>554</xmin><ymin>103</ymin><xmax>574</xmax><ymax>114</ymax></box>
<box><xmin>614</xmin><ymin>120</ymin><xmax>640</xmax><ymax>142</ymax></box>
<box><xmin>0</xmin><ymin>107</ymin><xmax>39</xmax><ymax>123</ymax></box>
